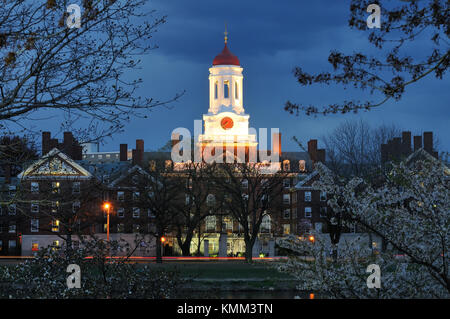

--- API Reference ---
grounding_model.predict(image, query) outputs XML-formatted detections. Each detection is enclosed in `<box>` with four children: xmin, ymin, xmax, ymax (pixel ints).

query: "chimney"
<box><xmin>63</xmin><ymin>132</ymin><xmax>74</xmax><ymax>158</ymax></box>
<box><xmin>272</xmin><ymin>132</ymin><xmax>281</xmax><ymax>156</ymax></box>
<box><xmin>135</xmin><ymin>139</ymin><xmax>144</xmax><ymax>166</ymax></box>
<box><xmin>413</xmin><ymin>135</ymin><xmax>422</xmax><ymax>151</ymax></box>
<box><xmin>42</xmin><ymin>132</ymin><xmax>51</xmax><ymax>155</ymax></box>
<box><xmin>73</xmin><ymin>145</ymin><xmax>83</xmax><ymax>160</ymax></box>
<box><xmin>401</xmin><ymin>131</ymin><xmax>411</xmax><ymax>156</ymax></box>
<box><xmin>120</xmin><ymin>144</ymin><xmax>128</xmax><ymax>161</ymax></box>
<box><xmin>423</xmin><ymin>132</ymin><xmax>433</xmax><ymax>154</ymax></box>
<box><xmin>393</xmin><ymin>137</ymin><xmax>401</xmax><ymax>160</ymax></box>
<box><xmin>307</xmin><ymin>139</ymin><xmax>318</xmax><ymax>162</ymax></box>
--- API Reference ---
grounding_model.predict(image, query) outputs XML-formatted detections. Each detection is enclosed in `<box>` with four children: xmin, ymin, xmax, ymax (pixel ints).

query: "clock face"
<box><xmin>221</xmin><ymin>117</ymin><xmax>234</xmax><ymax>130</ymax></box>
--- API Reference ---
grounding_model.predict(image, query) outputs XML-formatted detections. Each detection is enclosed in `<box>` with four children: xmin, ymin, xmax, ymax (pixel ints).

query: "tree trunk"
<box><xmin>180</xmin><ymin>232</ymin><xmax>194</xmax><ymax>257</ymax></box>
<box><xmin>244</xmin><ymin>237</ymin><xmax>255</xmax><ymax>263</ymax></box>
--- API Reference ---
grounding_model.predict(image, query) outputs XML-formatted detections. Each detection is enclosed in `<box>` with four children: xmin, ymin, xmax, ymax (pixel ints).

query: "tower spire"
<box><xmin>224</xmin><ymin>22</ymin><xmax>228</xmax><ymax>44</ymax></box>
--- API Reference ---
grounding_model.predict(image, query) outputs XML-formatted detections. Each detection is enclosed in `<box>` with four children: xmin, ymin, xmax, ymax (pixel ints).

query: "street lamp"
<box><xmin>103</xmin><ymin>202</ymin><xmax>111</xmax><ymax>241</ymax></box>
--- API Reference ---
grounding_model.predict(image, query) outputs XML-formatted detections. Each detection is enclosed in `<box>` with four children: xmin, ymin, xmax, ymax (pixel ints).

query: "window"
<box><xmin>8</xmin><ymin>204</ymin><xmax>16</xmax><ymax>215</ymax></box>
<box><xmin>117</xmin><ymin>191</ymin><xmax>125</xmax><ymax>201</ymax></box>
<box><xmin>222</xmin><ymin>216</ymin><xmax>233</xmax><ymax>232</ymax></box>
<box><xmin>148</xmin><ymin>208</ymin><xmax>155</xmax><ymax>218</ymax></box>
<box><xmin>31</xmin><ymin>241</ymin><xmax>39</xmax><ymax>252</ymax></box>
<box><xmin>292</xmin><ymin>193</ymin><xmax>297</xmax><ymax>203</ymax></box>
<box><xmin>224</xmin><ymin>81</ymin><xmax>229</xmax><ymax>98</ymax></box>
<box><xmin>117</xmin><ymin>208</ymin><xmax>125</xmax><ymax>218</ymax></box>
<box><xmin>9</xmin><ymin>185</ymin><xmax>16</xmax><ymax>196</ymax></box>
<box><xmin>305</xmin><ymin>191</ymin><xmax>312</xmax><ymax>202</ymax></box>
<box><xmin>241</xmin><ymin>179</ymin><xmax>248</xmax><ymax>189</ymax></box>
<box><xmin>72</xmin><ymin>201</ymin><xmax>80</xmax><ymax>213</ymax></box>
<box><xmin>283</xmin><ymin>178</ymin><xmax>291</xmax><ymax>188</ymax></box>
<box><xmin>242</xmin><ymin>194</ymin><xmax>249</xmax><ymax>201</ymax></box>
<box><xmin>31</xmin><ymin>182</ymin><xmax>39</xmax><ymax>193</ymax></box>
<box><xmin>8</xmin><ymin>240</ymin><xmax>16</xmax><ymax>249</ymax></box>
<box><xmin>299</xmin><ymin>160</ymin><xmax>306</xmax><ymax>172</ymax></box>
<box><xmin>320</xmin><ymin>191</ymin><xmax>327</xmax><ymax>201</ymax></box>
<box><xmin>52</xmin><ymin>220</ymin><xmax>60</xmax><ymax>232</ymax></box>
<box><xmin>320</xmin><ymin>207</ymin><xmax>327</xmax><ymax>218</ymax></box>
<box><xmin>9</xmin><ymin>223</ymin><xmax>16</xmax><ymax>233</ymax></box>
<box><xmin>52</xmin><ymin>182</ymin><xmax>60</xmax><ymax>194</ymax></box>
<box><xmin>52</xmin><ymin>201</ymin><xmax>59</xmax><ymax>213</ymax></box>
<box><xmin>52</xmin><ymin>240</ymin><xmax>60</xmax><ymax>249</ymax></box>
<box><xmin>117</xmin><ymin>224</ymin><xmax>125</xmax><ymax>233</ymax></box>
<box><xmin>305</xmin><ymin>207</ymin><xmax>312</xmax><ymax>218</ymax></box>
<box><xmin>133</xmin><ymin>192</ymin><xmax>140</xmax><ymax>201</ymax></box>
<box><xmin>31</xmin><ymin>202</ymin><xmax>39</xmax><ymax>213</ymax></box>
<box><xmin>283</xmin><ymin>194</ymin><xmax>290</xmax><ymax>205</ymax></box>
<box><xmin>185</xmin><ymin>194</ymin><xmax>190</xmax><ymax>205</ymax></box>
<box><xmin>261</xmin><ymin>215</ymin><xmax>271</xmax><ymax>233</ymax></box>
<box><xmin>213</xmin><ymin>81</ymin><xmax>220</xmax><ymax>100</ymax></box>
<box><xmin>283</xmin><ymin>160</ymin><xmax>290</xmax><ymax>171</ymax></box>
<box><xmin>31</xmin><ymin>219</ymin><xmax>39</xmax><ymax>232</ymax></box>
<box><xmin>72</xmin><ymin>182</ymin><xmax>80</xmax><ymax>194</ymax></box>
<box><xmin>206</xmin><ymin>215</ymin><xmax>216</xmax><ymax>232</ymax></box>
<box><xmin>133</xmin><ymin>224</ymin><xmax>140</xmax><ymax>233</ymax></box>
<box><xmin>283</xmin><ymin>224</ymin><xmax>291</xmax><ymax>235</ymax></box>
<box><xmin>206</xmin><ymin>194</ymin><xmax>216</xmax><ymax>206</ymax></box>
<box><xmin>132</xmin><ymin>207</ymin><xmax>140</xmax><ymax>218</ymax></box>
<box><xmin>283</xmin><ymin>209</ymin><xmax>291</xmax><ymax>219</ymax></box>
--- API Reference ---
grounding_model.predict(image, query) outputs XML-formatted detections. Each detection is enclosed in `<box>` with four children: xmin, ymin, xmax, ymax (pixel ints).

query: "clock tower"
<box><xmin>198</xmin><ymin>30</ymin><xmax>257</xmax><ymax>162</ymax></box>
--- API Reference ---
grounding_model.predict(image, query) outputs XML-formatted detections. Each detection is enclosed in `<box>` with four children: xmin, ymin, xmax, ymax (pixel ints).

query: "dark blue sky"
<box><xmin>33</xmin><ymin>0</ymin><xmax>450</xmax><ymax>152</ymax></box>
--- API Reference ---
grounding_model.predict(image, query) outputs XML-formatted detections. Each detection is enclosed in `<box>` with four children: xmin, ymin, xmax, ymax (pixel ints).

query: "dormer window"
<box><xmin>283</xmin><ymin>160</ymin><xmax>290</xmax><ymax>171</ymax></box>
<box><xmin>224</xmin><ymin>81</ymin><xmax>229</xmax><ymax>98</ymax></box>
<box><xmin>299</xmin><ymin>160</ymin><xmax>306</xmax><ymax>172</ymax></box>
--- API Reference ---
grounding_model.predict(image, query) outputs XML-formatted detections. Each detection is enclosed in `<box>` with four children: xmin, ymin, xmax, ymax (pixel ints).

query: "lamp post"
<box><xmin>103</xmin><ymin>202</ymin><xmax>111</xmax><ymax>241</ymax></box>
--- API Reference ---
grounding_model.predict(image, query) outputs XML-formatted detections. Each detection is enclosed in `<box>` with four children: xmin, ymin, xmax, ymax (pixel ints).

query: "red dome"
<box><xmin>213</xmin><ymin>43</ymin><xmax>240</xmax><ymax>66</ymax></box>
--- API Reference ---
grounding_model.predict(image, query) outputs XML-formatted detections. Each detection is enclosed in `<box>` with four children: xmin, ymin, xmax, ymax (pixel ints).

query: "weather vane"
<box><xmin>224</xmin><ymin>22</ymin><xmax>228</xmax><ymax>44</ymax></box>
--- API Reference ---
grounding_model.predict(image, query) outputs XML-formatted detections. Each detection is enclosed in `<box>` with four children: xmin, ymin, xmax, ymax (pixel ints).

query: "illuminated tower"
<box><xmin>198</xmin><ymin>29</ymin><xmax>257</xmax><ymax>161</ymax></box>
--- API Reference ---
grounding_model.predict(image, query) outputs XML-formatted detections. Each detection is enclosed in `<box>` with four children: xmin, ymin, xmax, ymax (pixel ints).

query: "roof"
<box><xmin>213</xmin><ymin>43</ymin><xmax>240</xmax><ymax>66</ymax></box>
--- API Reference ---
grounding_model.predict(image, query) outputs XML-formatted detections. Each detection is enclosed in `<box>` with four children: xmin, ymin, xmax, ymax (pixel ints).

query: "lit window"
<box><xmin>206</xmin><ymin>215</ymin><xmax>216</xmax><ymax>232</ymax></box>
<box><xmin>224</xmin><ymin>81</ymin><xmax>229</xmax><ymax>98</ymax></box>
<box><xmin>31</xmin><ymin>219</ymin><xmax>39</xmax><ymax>232</ymax></box>
<box><xmin>261</xmin><ymin>215</ymin><xmax>271</xmax><ymax>233</ymax></box>
<box><xmin>283</xmin><ymin>160</ymin><xmax>290</xmax><ymax>171</ymax></box>
<box><xmin>305</xmin><ymin>207</ymin><xmax>312</xmax><ymax>218</ymax></box>
<box><xmin>31</xmin><ymin>241</ymin><xmax>39</xmax><ymax>252</ymax></box>
<box><xmin>51</xmin><ymin>201</ymin><xmax>59</xmax><ymax>213</ymax></box>
<box><xmin>31</xmin><ymin>182</ymin><xmax>39</xmax><ymax>193</ymax></box>
<box><xmin>31</xmin><ymin>202</ymin><xmax>39</xmax><ymax>213</ymax></box>
<box><xmin>305</xmin><ymin>191</ymin><xmax>312</xmax><ymax>202</ymax></box>
<box><xmin>283</xmin><ymin>224</ymin><xmax>290</xmax><ymax>235</ymax></box>
<box><xmin>52</xmin><ymin>240</ymin><xmax>60</xmax><ymax>249</ymax></box>
<box><xmin>52</xmin><ymin>220</ymin><xmax>60</xmax><ymax>232</ymax></box>
<box><xmin>117</xmin><ymin>208</ymin><xmax>125</xmax><ymax>218</ymax></box>
<box><xmin>132</xmin><ymin>207</ymin><xmax>140</xmax><ymax>218</ymax></box>
<box><xmin>72</xmin><ymin>182</ymin><xmax>80</xmax><ymax>194</ymax></box>
<box><xmin>117</xmin><ymin>191</ymin><xmax>125</xmax><ymax>201</ymax></box>
<box><xmin>52</xmin><ymin>182</ymin><xmax>60</xmax><ymax>194</ymax></box>
<box><xmin>299</xmin><ymin>160</ymin><xmax>306</xmax><ymax>172</ymax></box>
